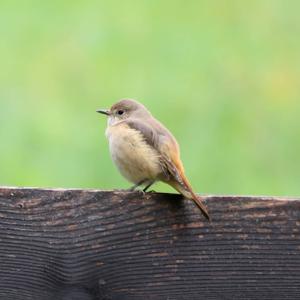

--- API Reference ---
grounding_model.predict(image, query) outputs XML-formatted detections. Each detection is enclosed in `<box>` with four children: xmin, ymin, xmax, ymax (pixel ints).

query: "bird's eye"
<box><xmin>117</xmin><ymin>110</ymin><xmax>124</xmax><ymax>115</ymax></box>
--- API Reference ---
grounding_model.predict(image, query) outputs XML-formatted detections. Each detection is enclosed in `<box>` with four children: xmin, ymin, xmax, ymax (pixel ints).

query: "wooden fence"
<box><xmin>0</xmin><ymin>187</ymin><xmax>299</xmax><ymax>299</ymax></box>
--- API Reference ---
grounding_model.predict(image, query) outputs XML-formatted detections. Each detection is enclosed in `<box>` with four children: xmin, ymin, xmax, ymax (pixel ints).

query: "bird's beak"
<box><xmin>96</xmin><ymin>109</ymin><xmax>110</xmax><ymax>116</ymax></box>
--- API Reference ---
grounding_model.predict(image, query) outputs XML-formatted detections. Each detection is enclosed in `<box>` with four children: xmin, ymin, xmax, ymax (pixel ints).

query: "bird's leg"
<box><xmin>143</xmin><ymin>180</ymin><xmax>155</xmax><ymax>192</ymax></box>
<box><xmin>128</xmin><ymin>179</ymin><xmax>147</xmax><ymax>191</ymax></box>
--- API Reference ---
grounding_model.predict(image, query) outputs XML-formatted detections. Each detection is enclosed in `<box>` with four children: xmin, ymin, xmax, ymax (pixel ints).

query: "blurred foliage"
<box><xmin>0</xmin><ymin>0</ymin><xmax>299</xmax><ymax>196</ymax></box>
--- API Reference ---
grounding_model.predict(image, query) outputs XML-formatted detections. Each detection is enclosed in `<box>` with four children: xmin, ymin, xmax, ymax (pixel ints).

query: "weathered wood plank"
<box><xmin>0</xmin><ymin>187</ymin><xmax>299</xmax><ymax>300</ymax></box>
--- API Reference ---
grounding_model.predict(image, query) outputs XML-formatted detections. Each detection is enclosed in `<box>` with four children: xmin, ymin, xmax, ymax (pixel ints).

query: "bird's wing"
<box><xmin>125</xmin><ymin>118</ymin><xmax>186</xmax><ymax>186</ymax></box>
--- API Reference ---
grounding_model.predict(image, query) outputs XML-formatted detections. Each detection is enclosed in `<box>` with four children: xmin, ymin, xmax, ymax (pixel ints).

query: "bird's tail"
<box><xmin>168</xmin><ymin>179</ymin><xmax>210</xmax><ymax>220</ymax></box>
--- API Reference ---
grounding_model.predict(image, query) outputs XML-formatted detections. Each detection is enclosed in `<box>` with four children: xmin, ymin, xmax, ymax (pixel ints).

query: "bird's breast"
<box><xmin>105</xmin><ymin>123</ymin><xmax>162</xmax><ymax>183</ymax></box>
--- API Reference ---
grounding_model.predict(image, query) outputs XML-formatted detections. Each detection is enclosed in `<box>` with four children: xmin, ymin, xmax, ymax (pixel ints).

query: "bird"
<box><xmin>97</xmin><ymin>99</ymin><xmax>210</xmax><ymax>220</ymax></box>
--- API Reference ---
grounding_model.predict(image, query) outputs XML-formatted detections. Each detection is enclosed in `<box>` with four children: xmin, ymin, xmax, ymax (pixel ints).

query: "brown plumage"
<box><xmin>97</xmin><ymin>99</ymin><xmax>210</xmax><ymax>220</ymax></box>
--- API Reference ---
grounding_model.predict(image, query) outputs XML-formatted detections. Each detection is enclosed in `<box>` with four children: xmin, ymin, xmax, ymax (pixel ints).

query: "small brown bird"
<box><xmin>97</xmin><ymin>99</ymin><xmax>209</xmax><ymax>219</ymax></box>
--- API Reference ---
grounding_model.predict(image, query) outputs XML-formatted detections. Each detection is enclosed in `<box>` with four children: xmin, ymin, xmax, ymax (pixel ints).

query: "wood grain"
<box><xmin>0</xmin><ymin>187</ymin><xmax>299</xmax><ymax>299</ymax></box>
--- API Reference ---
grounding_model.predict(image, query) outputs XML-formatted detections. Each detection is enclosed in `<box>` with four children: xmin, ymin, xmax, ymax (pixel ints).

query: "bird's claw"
<box><xmin>136</xmin><ymin>189</ymin><xmax>146</xmax><ymax>196</ymax></box>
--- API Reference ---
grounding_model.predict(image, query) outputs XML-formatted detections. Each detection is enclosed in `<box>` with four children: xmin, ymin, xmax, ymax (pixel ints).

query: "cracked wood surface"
<box><xmin>0</xmin><ymin>187</ymin><xmax>299</xmax><ymax>300</ymax></box>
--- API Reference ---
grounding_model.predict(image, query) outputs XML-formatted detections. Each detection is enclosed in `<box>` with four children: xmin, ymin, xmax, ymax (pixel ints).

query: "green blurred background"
<box><xmin>0</xmin><ymin>1</ymin><xmax>299</xmax><ymax>196</ymax></box>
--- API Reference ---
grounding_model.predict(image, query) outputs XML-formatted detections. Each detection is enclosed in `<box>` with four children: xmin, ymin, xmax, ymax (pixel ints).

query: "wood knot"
<box><xmin>16</xmin><ymin>202</ymin><xmax>24</xmax><ymax>209</ymax></box>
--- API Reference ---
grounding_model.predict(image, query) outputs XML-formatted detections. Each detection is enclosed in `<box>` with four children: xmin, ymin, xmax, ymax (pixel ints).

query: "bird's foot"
<box><xmin>136</xmin><ymin>189</ymin><xmax>146</xmax><ymax>196</ymax></box>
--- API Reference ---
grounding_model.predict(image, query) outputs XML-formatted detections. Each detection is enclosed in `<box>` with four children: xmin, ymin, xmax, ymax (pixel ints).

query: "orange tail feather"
<box><xmin>167</xmin><ymin>179</ymin><xmax>210</xmax><ymax>220</ymax></box>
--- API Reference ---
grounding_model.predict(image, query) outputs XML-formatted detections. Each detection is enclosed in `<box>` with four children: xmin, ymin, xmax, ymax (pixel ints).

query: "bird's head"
<box><xmin>97</xmin><ymin>99</ymin><xmax>151</xmax><ymax>125</ymax></box>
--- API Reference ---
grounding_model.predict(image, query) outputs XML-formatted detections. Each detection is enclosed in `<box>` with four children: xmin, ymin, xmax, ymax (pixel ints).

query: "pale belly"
<box><xmin>106</xmin><ymin>124</ymin><xmax>162</xmax><ymax>184</ymax></box>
